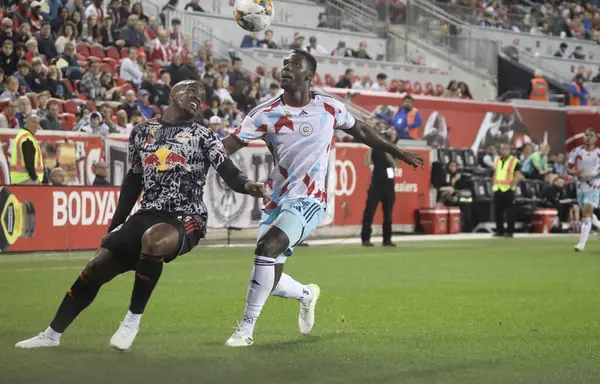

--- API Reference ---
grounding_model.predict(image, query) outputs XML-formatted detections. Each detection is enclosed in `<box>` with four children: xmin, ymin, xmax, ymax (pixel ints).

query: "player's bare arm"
<box><xmin>215</xmin><ymin>158</ymin><xmax>267</xmax><ymax>199</ymax></box>
<box><xmin>221</xmin><ymin>135</ymin><xmax>245</xmax><ymax>156</ymax></box>
<box><xmin>345</xmin><ymin>119</ymin><xmax>424</xmax><ymax>169</ymax></box>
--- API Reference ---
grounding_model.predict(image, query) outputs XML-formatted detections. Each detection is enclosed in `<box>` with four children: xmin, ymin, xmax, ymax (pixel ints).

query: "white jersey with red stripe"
<box><xmin>568</xmin><ymin>146</ymin><xmax>600</xmax><ymax>191</ymax></box>
<box><xmin>232</xmin><ymin>92</ymin><xmax>356</xmax><ymax>208</ymax></box>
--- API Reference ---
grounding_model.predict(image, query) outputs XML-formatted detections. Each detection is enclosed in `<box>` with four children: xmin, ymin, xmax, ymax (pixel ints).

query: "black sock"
<box><xmin>129</xmin><ymin>254</ymin><xmax>164</xmax><ymax>314</ymax></box>
<box><xmin>49</xmin><ymin>272</ymin><xmax>101</xmax><ymax>333</ymax></box>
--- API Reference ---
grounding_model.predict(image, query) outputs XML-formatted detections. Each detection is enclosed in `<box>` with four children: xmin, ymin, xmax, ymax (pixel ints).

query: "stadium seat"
<box><xmin>424</xmin><ymin>82</ymin><xmax>434</xmax><ymax>96</ymax></box>
<box><xmin>91</xmin><ymin>45</ymin><xmax>106</xmax><ymax>60</ymax></box>
<box><xmin>435</xmin><ymin>84</ymin><xmax>444</xmax><ymax>96</ymax></box>
<box><xmin>470</xmin><ymin>176</ymin><xmax>493</xmax><ymax>225</ymax></box>
<box><xmin>100</xmin><ymin>62</ymin><xmax>115</xmax><ymax>74</ymax></box>
<box><xmin>437</xmin><ymin>148</ymin><xmax>455</xmax><ymax>166</ymax></box>
<box><xmin>86</xmin><ymin>101</ymin><xmax>97</xmax><ymax>111</ymax></box>
<box><xmin>412</xmin><ymin>81</ymin><xmax>422</xmax><ymax>95</ymax></box>
<box><xmin>58</xmin><ymin>113</ymin><xmax>77</xmax><ymax>130</ymax></box>
<box><xmin>122</xmin><ymin>83</ymin><xmax>134</xmax><ymax>93</ymax></box>
<box><xmin>62</xmin><ymin>79</ymin><xmax>75</xmax><ymax>95</ymax></box>
<box><xmin>76</xmin><ymin>43</ymin><xmax>90</xmax><ymax>57</ymax></box>
<box><xmin>120</xmin><ymin>47</ymin><xmax>128</xmax><ymax>58</ymax></box>
<box><xmin>324</xmin><ymin>74</ymin><xmax>335</xmax><ymax>87</ymax></box>
<box><xmin>64</xmin><ymin>100</ymin><xmax>78</xmax><ymax>115</ymax></box>
<box><xmin>255</xmin><ymin>66</ymin><xmax>264</xmax><ymax>75</ymax></box>
<box><xmin>106</xmin><ymin>46</ymin><xmax>120</xmax><ymax>61</ymax></box>
<box><xmin>26</xmin><ymin>93</ymin><xmax>38</xmax><ymax>109</ymax></box>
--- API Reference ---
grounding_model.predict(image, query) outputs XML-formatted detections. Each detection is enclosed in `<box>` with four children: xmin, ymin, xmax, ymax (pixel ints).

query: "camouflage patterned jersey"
<box><xmin>129</xmin><ymin>118</ymin><xmax>227</xmax><ymax>217</ymax></box>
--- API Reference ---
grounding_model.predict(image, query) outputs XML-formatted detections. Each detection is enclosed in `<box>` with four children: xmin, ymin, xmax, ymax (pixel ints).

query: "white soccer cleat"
<box><xmin>224</xmin><ymin>326</ymin><xmax>254</xmax><ymax>347</ymax></box>
<box><xmin>299</xmin><ymin>284</ymin><xmax>320</xmax><ymax>335</ymax></box>
<box><xmin>15</xmin><ymin>333</ymin><xmax>60</xmax><ymax>349</ymax></box>
<box><xmin>110</xmin><ymin>322</ymin><xmax>139</xmax><ymax>351</ymax></box>
<box><xmin>575</xmin><ymin>244</ymin><xmax>585</xmax><ymax>252</ymax></box>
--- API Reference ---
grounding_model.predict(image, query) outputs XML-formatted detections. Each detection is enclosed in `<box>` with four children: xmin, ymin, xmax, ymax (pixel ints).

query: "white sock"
<box><xmin>592</xmin><ymin>214</ymin><xmax>600</xmax><ymax>228</ymax></box>
<box><xmin>240</xmin><ymin>256</ymin><xmax>275</xmax><ymax>335</ymax></box>
<box><xmin>579</xmin><ymin>217</ymin><xmax>592</xmax><ymax>247</ymax></box>
<box><xmin>124</xmin><ymin>310</ymin><xmax>142</xmax><ymax>327</ymax></box>
<box><xmin>271</xmin><ymin>273</ymin><xmax>313</xmax><ymax>304</ymax></box>
<box><xmin>43</xmin><ymin>326</ymin><xmax>61</xmax><ymax>341</ymax></box>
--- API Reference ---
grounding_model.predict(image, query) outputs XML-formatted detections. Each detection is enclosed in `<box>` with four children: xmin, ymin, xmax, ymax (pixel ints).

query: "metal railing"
<box><xmin>324</xmin><ymin>0</ymin><xmax>378</xmax><ymax>35</ymax></box>
<box><xmin>403</xmin><ymin>0</ymin><xmax>499</xmax><ymax>78</ymax></box>
<box><xmin>432</xmin><ymin>2</ymin><xmax>530</xmax><ymax>32</ymax></box>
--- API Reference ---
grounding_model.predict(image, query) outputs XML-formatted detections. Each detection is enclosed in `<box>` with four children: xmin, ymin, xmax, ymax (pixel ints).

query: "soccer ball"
<box><xmin>234</xmin><ymin>0</ymin><xmax>274</xmax><ymax>32</ymax></box>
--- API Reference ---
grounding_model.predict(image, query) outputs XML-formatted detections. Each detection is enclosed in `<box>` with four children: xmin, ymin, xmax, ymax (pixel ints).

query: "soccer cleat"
<box><xmin>362</xmin><ymin>241</ymin><xmax>374</xmax><ymax>247</ymax></box>
<box><xmin>382</xmin><ymin>242</ymin><xmax>397</xmax><ymax>247</ymax></box>
<box><xmin>575</xmin><ymin>244</ymin><xmax>585</xmax><ymax>252</ymax></box>
<box><xmin>15</xmin><ymin>333</ymin><xmax>60</xmax><ymax>349</ymax></box>
<box><xmin>110</xmin><ymin>322</ymin><xmax>139</xmax><ymax>351</ymax></box>
<box><xmin>299</xmin><ymin>284</ymin><xmax>320</xmax><ymax>335</ymax></box>
<box><xmin>224</xmin><ymin>326</ymin><xmax>254</xmax><ymax>347</ymax></box>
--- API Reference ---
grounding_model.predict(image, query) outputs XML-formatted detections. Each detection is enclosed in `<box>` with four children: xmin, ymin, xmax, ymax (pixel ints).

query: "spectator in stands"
<box><xmin>331</xmin><ymin>41</ymin><xmax>351</xmax><ymax>57</ymax></box>
<box><xmin>118</xmin><ymin>0</ymin><xmax>132</xmax><ymax>28</ymax></box>
<box><xmin>437</xmin><ymin>160</ymin><xmax>468</xmax><ymax>204</ymax></box>
<box><xmin>231</xmin><ymin>80</ymin><xmax>256</xmax><ymax>114</ymax></box>
<box><xmin>154</xmin><ymin>70</ymin><xmax>171</xmax><ymax>106</ymax></box>
<box><xmin>520</xmin><ymin>143</ymin><xmax>533</xmax><ymax>162</ymax></box>
<box><xmin>108</xmin><ymin>0</ymin><xmax>123</xmax><ymax>28</ymax></box>
<box><xmin>115</xmin><ymin>109</ymin><xmax>133</xmax><ymax>133</ymax></box>
<box><xmin>16</xmin><ymin>95</ymin><xmax>32</xmax><ymax>127</ymax></box>
<box><xmin>306</xmin><ymin>37</ymin><xmax>328</xmax><ymax>55</ymax></box>
<box><xmin>522</xmin><ymin>144</ymin><xmax>550</xmax><ymax>180</ymax></box>
<box><xmin>443</xmin><ymin>81</ymin><xmax>460</xmax><ymax>98</ymax></box>
<box><xmin>29</xmin><ymin>2</ymin><xmax>44</xmax><ymax>33</ymax></box>
<box><xmin>85</xmin><ymin>0</ymin><xmax>105</xmax><ymax>23</ymax></box>
<box><xmin>15</xmin><ymin>42</ymin><xmax>26</xmax><ymax>62</ymax></box>
<box><xmin>120</xmin><ymin>46</ymin><xmax>143</xmax><ymax>87</ymax></box>
<box><xmin>317</xmin><ymin>13</ymin><xmax>329</xmax><ymax>28</ymax></box>
<box><xmin>335</xmin><ymin>69</ymin><xmax>354</xmax><ymax>89</ymax></box>
<box><xmin>259</xmin><ymin>82</ymin><xmax>280</xmax><ymax>103</ymax></box>
<box><xmin>259</xmin><ymin>29</ymin><xmax>279</xmax><ymax>49</ymax></box>
<box><xmin>177</xmin><ymin>36</ymin><xmax>192</xmax><ymax>58</ymax></box>
<box><xmin>51</xmin><ymin>7</ymin><xmax>69</xmax><ymax>33</ymax></box>
<box><xmin>541</xmin><ymin>176</ymin><xmax>578</xmax><ymax>226</ymax></box>
<box><xmin>99</xmin><ymin>15</ymin><xmax>119</xmax><ymax>47</ymax></box>
<box><xmin>131</xmin><ymin>3</ymin><xmax>149</xmax><ymax>24</ymax></box>
<box><xmin>41</xmin><ymin>0</ymin><xmax>61</xmax><ymax>22</ymax></box>
<box><xmin>91</xmin><ymin>161</ymin><xmax>110</xmax><ymax>185</ymax></box>
<box><xmin>240</xmin><ymin>31</ymin><xmax>260</xmax><ymax>48</ymax></box>
<box><xmin>554</xmin><ymin>42</ymin><xmax>568</xmax><ymax>58</ymax></box>
<box><xmin>203</xmin><ymin>95</ymin><xmax>225</xmax><ymax>121</ymax></box>
<box><xmin>458</xmin><ymin>82</ymin><xmax>473</xmax><ymax>99</ymax></box>
<box><xmin>0</xmin><ymin>69</ymin><xmax>6</xmax><ymax>93</ymax></box>
<box><xmin>0</xmin><ymin>40</ymin><xmax>16</xmax><ymax>76</ymax></box>
<box><xmin>36</xmin><ymin>92</ymin><xmax>50</xmax><ymax>119</ymax></box>
<box><xmin>135</xmin><ymin>89</ymin><xmax>155</xmax><ymax>120</ymax></box>
<box><xmin>55</xmin><ymin>22</ymin><xmax>77</xmax><ymax>55</ymax></box>
<box><xmin>371</xmin><ymin>73</ymin><xmax>388</xmax><ymax>92</ymax></box>
<box><xmin>569</xmin><ymin>45</ymin><xmax>586</xmax><ymax>60</ymax></box>
<box><xmin>170</xmin><ymin>18</ymin><xmax>184</xmax><ymax>50</ymax></box>
<box><xmin>593</xmin><ymin>68</ymin><xmax>600</xmax><ymax>83</ymax></box>
<box><xmin>24</xmin><ymin>38</ymin><xmax>40</xmax><ymax>63</ymax></box>
<box><xmin>502</xmin><ymin>38</ymin><xmax>519</xmax><ymax>61</ymax></box>
<box><xmin>99</xmin><ymin>71</ymin><xmax>121</xmax><ymax>101</ymax></box>
<box><xmin>352</xmin><ymin>74</ymin><xmax>371</xmax><ymax>90</ymax></box>
<box><xmin>150</xmin><ymin>30</ymin><xmax>173</xmax><ymax>66</ymax></box>
<box><xmin>184</xmin><ymin>0</ymin><xmax>205</xmax><ymax>12</ymax></box>
<box><xmin>215</xmin><ymin>76</ymin><xmax>234</xmax><ymax>102</ymax></box>
<box><xmin>209</xmin><ymin>115</ymin><xmax>225</xmax><ymax>137</ymax></box>
<box><xmin>354</xmin><ymin>41</ymin><xmax>372</xmax><ymax>60</ymax></box>
<box><xmin>167</xmin><ymin>53</ymin><xmax>196</xmax><ymax>86</ymax></box>
<box><xmin>528</xmin><ymin>69</ymin><xmax>549</xmax><ymax>101</ymax></box>
<box><xmin>57</xmin><ymin>42</ymin><xmax>82</xmax><ymax>80</ymax></box>
<box><xmin>144</xmin><ymin>16</ymin><xmax>160</xmax><ymax>43</ymax></box>
<box><xmin>140</xmin><ymin>67</ymin><xmax>158</xmax><ymax>101</ymax></box>
<box><xmin>46</xmin><ymin>65</ymin><xmax>68</xmax><ymax>99</ymax></box>
<box><xmin>0</xmin><ymin>101</ymin><xmax>19</xmax><ymax>128</ymax></box>
<box><xmin>121</xmin><ymin>89</ymin><xmax>137</xmax><ymax>119</ymax></box>
<box><xmin>40</xmin><ymin>102</ymin><xmax>62</xmax><ymax>131</ymax></box>
<box><xmin>17</xmin><ymin>23</ymin><xmax>34</xmax><ymax>46</ymax></box>
<box><xmin>552</xmin><ymin>152</ymin><xmax>568</xmax><ymax>177</ymax></box>
<box><xmin>569</xmin><ymin>74</ymin><xmax>589</xmax><ymax>106</ymax></box>
<box><xmin>80</xmin><ymin>59</ymin><xmax>104</xmax><ymax>100</ymax></box>
<box><xmin>78</xmin><ymin>111</ymin><xmax>110</xmax><ymax>135</ymax></box>
<box><xmin>392</xmin><ymin>95</ymin><xmax>422</xmax><ymax>140</ymax></box>
<box><xmin>69</xmin><ymin>10</ymin><xmax>84</xmax><ymax>36</ymax></box>
<box><xmin>38</xmin><ymin>23</ymin><xmax>58</xmax><ymax>60</ymax></box>
<box><xmin>481</xmin><ymin>144</ymin><xmax>496</xmax><ymax>170</ymax></box>
<box><xmin>0</xmin><ymin>76</ymin><xmax>21</xmax><ymax>101</ymax></box>
<box><xmin>289</xmin><ymin>35</ymin><xmax>305</xmax><ymax>50</ymax></box>
<box><xmin>26</xmin><ymin>58</ymin><xmax>46</xmax><ymax>93</ymax></box>
<box><xmin>227</xmin><ymin>57</ymin><xmax>249</xmax><ymax>87</ymax></box>
<box><xmin>50</xmin><ymin>167</ymin><xmax>66</xmax><ymax>185</ymax></box>
<box><xmin>82</xmin><ymin>15</ymin><xmax>100</xmax><ymax>43</ymax></box>
<box><xmin>0</xmin><ymin>18</ymin><xmax>18</xmax><ymax>44</ymax></box>
<box><xmin>120</xmin><ymin>15</ymin><xmax>144</xmax><ymax>47</ymax></box>
<box><xmin>14</xmin><ymin>60</ymin><xmax>31</xmax><ymax>92</ymax></box>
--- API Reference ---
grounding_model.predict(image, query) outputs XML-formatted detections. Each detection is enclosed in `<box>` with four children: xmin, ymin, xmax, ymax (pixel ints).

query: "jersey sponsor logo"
<box><xmin>334</xmin><ymin>159</ymin><xmax>356</xmax><ymax>196</ymax></box>
<box><xmin>299</xmin><ymin>122</ymin><xmax>313</xmax><ymax>137</ymax></box>
<box><xmin>143</xmin><ymin>147</ymin><xmax>188</xmax><ymax>172</ymax></box>
<box><xmin>300</xmin><ymin>110</ymin><xmax>308</xmax><ymax>116</ymax></box>
<box><xmin>175</xmin><ymin>132</ymin><xmax>193</xmax><ymax>143</ymax></box>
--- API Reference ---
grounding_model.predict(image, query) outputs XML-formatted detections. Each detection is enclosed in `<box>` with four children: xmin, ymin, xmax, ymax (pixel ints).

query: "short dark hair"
<box><xmin>403</xmin><ymin>95</ymin><xmax>414</xmax><ymax>102</ymax></box>
<box><xmin>560</xmin><ymin>43</ymin><xmax>567</xmax><ymax>49</ymax></box>
<box><xmin>344</xmin><ymin>68</ymin><xmax>353</xmax><ymax>76</ymax></box>
<box><xmin>585</xmin><ymin>127</ymin><xmax>597</xmax><ymax>135</ymax></box>
<box><xmin>232</xmin><ymin>57</ymin><xmax>242</xmax><ymax>64</ymax></box>
<box><xmin>41</xmin><ymin>21</ymin><xmax>50</xmax><ymax>28</ymax></box>
<box><xmin>172</xmin><ymin>19</ymin><xmax>181</xmax><ymax>25</ymax></box>
<box><xmin>376</xmin><ymin>73</ymin><xmax>387</xmax><ymax>80</ymax></box>
<box><xmin>160</xmin><ymin>69</ymin><xmax>169</xmax><ymax>77</ymax></box>
<box><xmin>292</xmin><ymin>48</ymin><xmax>317</xmax><ymax>74</ymax></box>
<box><xmin>265</xmin><ymin>29</ymin><xmax>273</xmax><ymax>35</ymax></box>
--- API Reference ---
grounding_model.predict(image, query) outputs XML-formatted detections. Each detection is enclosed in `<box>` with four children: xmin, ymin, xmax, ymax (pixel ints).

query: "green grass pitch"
<box><xmin>1</xmin><ymin>237</ymin><xmax>600</xmax><ymax>384</ymax></box>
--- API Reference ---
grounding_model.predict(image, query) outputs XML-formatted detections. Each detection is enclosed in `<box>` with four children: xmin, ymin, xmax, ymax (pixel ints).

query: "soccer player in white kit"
<box><xmin>220</xmin><ymin>50</ymin><xmax>424</xmax><ymax>347</ymax></box>
<box><xmin>568</xmin><ymin>128</ymin><xmax>600</xmax><ymax>252</ymax></box>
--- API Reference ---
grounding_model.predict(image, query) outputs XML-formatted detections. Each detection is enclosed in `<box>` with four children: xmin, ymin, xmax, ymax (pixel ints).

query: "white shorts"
<box><xmin>578</xmin><ymin>190</ymin><xmax>600</xmax><ymax>208</ymax></box>
<box><xmin>257</xmin><ymin>197</ymin><xmax>325</xmax><ymax>264</ymax></box>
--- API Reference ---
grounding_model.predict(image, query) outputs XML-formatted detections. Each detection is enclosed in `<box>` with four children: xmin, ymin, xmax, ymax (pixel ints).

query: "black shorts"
<box><xmin>101</xmin><ymin>211</ymin><xmax>206</xmax><ymax>270</ymax></box>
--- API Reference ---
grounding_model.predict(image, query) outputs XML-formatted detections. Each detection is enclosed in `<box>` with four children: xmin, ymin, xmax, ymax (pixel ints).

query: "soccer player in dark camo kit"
<box><xmin>15</xmin><ymin>80</ymin><xmax>267</xmax><ymax>351</ymax></box>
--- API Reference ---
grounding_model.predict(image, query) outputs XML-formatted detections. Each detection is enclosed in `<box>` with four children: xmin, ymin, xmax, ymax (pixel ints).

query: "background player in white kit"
<box><xmin>568</xmin><ymin>128</ymin><xmax>600</xmax><ymax>252</ymax></box>
<box><xmin>220</xmin><ymin>49</ymin><xmax>424</xmax><ymax>347</ymax></box>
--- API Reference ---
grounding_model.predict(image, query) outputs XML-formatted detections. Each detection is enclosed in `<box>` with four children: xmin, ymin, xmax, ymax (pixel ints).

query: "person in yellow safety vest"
<box><xmin>10</xmin><ymin>114</ymin><xmax>44</xmax><ymax>185</ymax></box>
<box><xmin>528</xmin><ymin>69</ymin><xmax>549</xmax><ymax>101</ymax></box>
<box><xmin>492</xmin><ymin>143</ymin><xmax>523</xmax><ymax>238</ymax></box>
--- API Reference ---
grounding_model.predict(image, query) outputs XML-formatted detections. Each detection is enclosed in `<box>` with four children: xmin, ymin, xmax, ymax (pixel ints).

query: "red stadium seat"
<box><xmin>424</xmin><ymin>82</ymin><xmax>434</xmax><ymax>96</ymax></box>
<box><xmin>106</xmin><ymin>46</ymin><xmax>120</xmax><ymax>61</ymax></box>
<box><xmin>26</xmin><ymin>93</ymin><xmax>38</xmax><ymax>109</ymax></box>
<box><xmin>255</xmin><ymin>66</ymin><xmax>264</xmax><ymax>75</ymax></box>
<box><xmin>86</xmin><ymin>101</ymin><xmax>97</xmax><ymax>111</ymax></box>
<box><xmin>435</xmin><ymin>84</ymin><xmax>444</xmax><ymax>96</ymax></box>
<box><xmin>90</xmin><ymin>45</ymin><xmax>105</xmax><ymax>59</ymax></box>
<box><xmin>58</xmin><ymin>113</ymin><xmax>77</xmax><ymax>130</ymax></box>
<box><xmin>324</xmin><ymin>73</ymin><xmax>335</xmax><ymax>87</ymax></box>
<box><xmin>116</xmin><ymin>77</ymin><xmax>126</xmax><ymax>86</ymax></box>
<box><xmin>64</xmin><ymin>100</ymin><xmax>78</xmax><ymax>115</ymax></box>
<box><xmin>388</xmin><ymin>79</ymin><xmax>398</xmax><ymax>93</ymax></box>
<box><xmin>100</xmin><ymin>62</ymin><xmax>115</xmax><ymax>74</ymax></box>
<box><xmin>102</xmin><ymin>57</ymin><xmax>117</xmax><ymax>65</ymax></box>
<box><xmin>403</xmin><ymin>80</ymin><xmax>412</xmax><ymax>94</ymax></box>
<box><xmin>412</xmin><ymin>81</ymin><xmax>422</xmax><ymax>95</ymax></box>
<box><xmin>76</xmin><ymin>43</ymin><xmax>90</xmax><ymax>57</ymax></box>
<box><xmin>77</xmin><ymin>94</ymin><xmax>88</xmax><ymax>101</ymax></box>
<box><xmin>122</xmin><ymin>83</ymin><xmax>134</xmax><ymax>93</ymax></box>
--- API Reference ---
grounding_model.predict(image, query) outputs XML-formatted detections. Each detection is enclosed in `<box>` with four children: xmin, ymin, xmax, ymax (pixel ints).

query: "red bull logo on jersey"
<box><xmin>143</xmin><ymin>147</ymin><xmax>188</xmax><ymax>172</ymax></box>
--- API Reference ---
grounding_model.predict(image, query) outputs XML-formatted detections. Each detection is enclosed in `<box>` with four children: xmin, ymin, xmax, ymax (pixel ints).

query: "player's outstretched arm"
<box><xmin>216</xmin><ymin>158</ymin><xmax>268</xmax><ymax>199</ymax></box>
<box><xmin>345</xmin><ymin>120</ymin><xmax>424</xmax><ymax>169</ymax></box>
<box><xmin>221</xmin><ymin>135</ymin><xmax>246</xmax><ymax>156</ymax></box>
<box><xmin>107</xmin><ymin>170</ymin><xmax>143</xmax><ymax>232</ymax></box>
